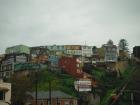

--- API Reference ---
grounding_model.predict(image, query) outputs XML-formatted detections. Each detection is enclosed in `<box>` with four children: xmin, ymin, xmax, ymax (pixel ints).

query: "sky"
<box><xmin>0</xmin><ymin>0</ymin><xmax>140</xmax><ymax>53</ymax></box>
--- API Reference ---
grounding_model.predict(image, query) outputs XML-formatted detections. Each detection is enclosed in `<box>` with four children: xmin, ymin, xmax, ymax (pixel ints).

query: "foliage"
<box><xmin>10</xmin><ymin>74</ymin><xmax>32</xmax><ymax>105</ymax></box>
<box><xmin>32</xmin><ymin>70</ymin><xmax>77</xmax><ymax>96</ymax></box>
<box><xmin>119</xmin><ymin>39</ymin><xmax>129</xmax><ymax>52</ymax></box>
<box><xmin>100</xmin><ymin>65</ymin><xmax>134</xmax><ymax>105</ymax></box>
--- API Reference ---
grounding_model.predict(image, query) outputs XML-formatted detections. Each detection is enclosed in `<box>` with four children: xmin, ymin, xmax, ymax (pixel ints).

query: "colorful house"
<box><xmin>81</xmin><ymin>45</ymin><xmax>93</xmax><ymax>57</ymax></box>
<box><xmin>59</xmin><ymin>56</ymin><xmax>83</xmax><ymax>78</ymax></box>
<box><xmin>5</xmin><ymin>45</ymin><xmax>30</xmax><ymax>54</ymax></box>
<box><xmin>48</xmin><ymin>55</ymin><xmax>60</xmax><ymax>70</ymax></box>
<box><xmin>64</xmin><ymin>45</ymin><xmax>82</xmax><ymax>56</ymax></box>
<box><xmin>30</xmin><ymin>46</ymin><xmax>49</xmax><ymax>64</ymax></box>
<box><xmin>46</xmin><ymin>45</ymin><xmax>66</xmax><ymax>56</ymax></box>
<box><xmin>103</xmin><ymin>40</ymin><xmax>118</xmax><ymax>63</ymax></box>
<box><xmin>0</xmin><ymin>53</ymin><xmax>29</xmax><ymax>78</ymax></box>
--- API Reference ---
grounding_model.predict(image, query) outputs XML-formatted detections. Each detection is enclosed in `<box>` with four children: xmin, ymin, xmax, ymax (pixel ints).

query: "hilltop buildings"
<box><xmin>0</xmin><ymin>53</ymin><xmax>29</xmax><ymax>78</ymax></box>
<box><xmin>5</xmin><ymin>45</ymin><xmax>30</xmax><ymax>54</ymax></box>
<box><xmin>0</xmin><ymin>40</ymin><xmax>126</xmax><ymax>79</ymax></box>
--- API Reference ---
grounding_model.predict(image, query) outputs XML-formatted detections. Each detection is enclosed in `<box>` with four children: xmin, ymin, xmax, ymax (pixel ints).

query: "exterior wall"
<box><xmin>133</xmin><ymin>46</ymin><xmax>140</xmax><ymax>59</ymax></box>
<box><xmin>31</xmin><ymin>55</ymin><xmax>48</xmax><ymax>64</ymax></box>
<box><xmin>64</xmin><ymin>45</ymin><xmax>82</xmax><ymax>56</ymax></box>
<box><xmin>0</xmin><ymin>54</ymin><xmax>5</xmax><ymax>62</ymax></box>
<box><xmin>48</xmin><ymin>55</ymin><xmax>59</xmax><ymax>67</ymax></box>
<box><xmin>30</xmin><ymin>46</ymin><xmax>47</xmax><ymax>55</ymax></box>
<box><xmin>59</xmin><ymin>57</ymin><xmax>83</xmax><ymax>78</ymax></box>
<box><xmin>81</xmin><ymin>46</ymin><xmax>93</xmax><ymax>57</ymax></box>
<box><xmin>0</xmin><ymin>64</ymin><xmax>13</xmax><ymax>78</ymax></box>
<box><xmin>0</xmin><ymin>53</ymin><xmax>29</xmax><ymax>78</ymax></box>
<box><xmin>47</xmin><ymin>45</ymin><xmax>65</xmax><ymax>51</ymax></box>
<box><xmin>47</xmin><ymin>45</ymin><xmax>66</xmax><ymax>56</ymax></box>
<box><xmin>0</xmin><ymin>80</ymin><xmax>11</xmax><ymax>103</ymax></box>
<box><xmin>64</xmin><ymin>45</ymin><xmax>81</xmax><ymax>50</ymax></box>
<box><xmin>103</xmin><ymin>40</ymin><xmax>118</xmax><ymax>62</ymax></box>
<box><xmin>5</xmin><ymin>45</ymin><xmax>30</xmax><ymax>54</ymax></box>
<box><xmin>66</xmin><ymin>50</ymin><xmax>82</xmax><ymax>56</ymax></box>
<box><xmin>104</xmin><ymin>46</ymin><xmax>118</xmax><ymax>62</ymax></box>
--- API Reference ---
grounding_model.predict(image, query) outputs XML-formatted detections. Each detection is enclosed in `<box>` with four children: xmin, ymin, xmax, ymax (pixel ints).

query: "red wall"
<box><xmin>59</xmin><ymin>57</ymin><xmax>83</xmax><ymax>78</ymax></box>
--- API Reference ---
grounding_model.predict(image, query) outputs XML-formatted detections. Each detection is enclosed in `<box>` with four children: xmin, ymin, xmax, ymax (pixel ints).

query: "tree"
<box><xmin>119</xmin><ymin>39</ymin><xmax>129</xmax><ymax>52</ymax></box>
<box><xmin>118</xmin><ymin>39</ymin><xmax>129</xmax><ymax>59</ymax></box>
<box><xmin>11</xmin><ymin>74</ymin><xmax>32</xmax><ymax>105</ymax></box>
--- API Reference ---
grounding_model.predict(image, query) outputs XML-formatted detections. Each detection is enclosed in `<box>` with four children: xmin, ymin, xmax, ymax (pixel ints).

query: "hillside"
<box><xmin>32</xmin><ymin>70</ymin><xmax>77</xmax><ymax>97</ymax></box>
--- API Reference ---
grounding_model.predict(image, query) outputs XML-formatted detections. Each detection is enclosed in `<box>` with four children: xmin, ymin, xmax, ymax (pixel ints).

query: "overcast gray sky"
<box><xmin>0</xmin><ymin>0</ymin><xmax>140</xmax><ymax>53</ymax></box>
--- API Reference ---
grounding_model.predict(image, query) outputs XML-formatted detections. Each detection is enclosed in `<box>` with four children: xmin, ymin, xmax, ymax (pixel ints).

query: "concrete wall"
<box><xmin>0</xmin><ymin>80</ymin><xmax>11</xmax><ymax>103</ymax></box>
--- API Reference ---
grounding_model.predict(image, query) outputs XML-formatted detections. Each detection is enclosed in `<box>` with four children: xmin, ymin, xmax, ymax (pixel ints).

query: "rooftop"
<box><xmin>28</xmin><ymin>90</ymin><xmax>76</xmax><ymax>99</ymax></box>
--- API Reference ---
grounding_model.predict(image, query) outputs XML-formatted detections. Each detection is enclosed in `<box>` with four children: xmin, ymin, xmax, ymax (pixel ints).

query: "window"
<box><xmin>6</xmin><ymin>72</ymin><xmax>9</xmax><ymax>77</ymax></box>
<box><xmin>57</xmin><ymin>99</ymin><xmax>60</xmax><ymax>105</ymax></box>
<box><xmin>76</xmin><ymin>64</ymin><xmax>80</xmax><ymax>67</ymax></box>
<box><xmin>0</xmin><ymin>91</ymin><xmax>5</xmax><ymax>100</ymax></box>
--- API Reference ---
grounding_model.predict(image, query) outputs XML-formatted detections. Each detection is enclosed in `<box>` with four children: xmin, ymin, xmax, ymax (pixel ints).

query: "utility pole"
<box><xmin>35</xmin><ymin>70</ymin><xmax>38</xmax><ymax>105</ymax></box>
<box><xmin>131</xmin><ymin>92</ymin><xmax>134</xmax><ymax>105</ymax></box>
<box><xmin>49</xmin><ymin>80</ymin><xmax>51</xmax><ymax>105</ymax></box>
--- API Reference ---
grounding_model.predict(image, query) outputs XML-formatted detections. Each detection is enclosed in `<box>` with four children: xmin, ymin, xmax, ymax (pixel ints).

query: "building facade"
<box><xmin>133</xmin><ymin>46</ymin><xmax>140</xmax><ymax>60</ymax></box>
<box><xmin>0</xmin><ymin>79</ymin><xmax>11</xmax><ymax>104</ymax></box>
<box><xmin>48</xmin><ymin>55</ymin><xmax>60</xmax><ymax>70</ymax></box>
<box><xmin>64</xmin><ymin>45</ymin><xmax>82</xmax><ymax>56</ymax></box>
<box><xmin>30</xmin><ymin>46</ymin><xmax>49</xmax><ymax>64</ymax></box>
<box><xmin>59</xmin><ymin>56</ymin><xmax>83</xmax><ymax>78</ymax></box>
<box><xmin>47</xmin><ymin>45</ymin><xmax>66</xmax><ymax>56</ymax></box>
<box><xmin>81</xmin><ymin>45</ymin><xmax>93</xmax><ymax>57</ymax></box>
<box><xmin>0</xmin><ymin>53</ymin><xmax>29</xmax><ymax>78</ymax></box>
<box><xmin>5</xmin><ymin>45</ymin><xmax>30</xmax><ymax>54</ymax></box>
<box><xmin>103</xmin><ymin>40</ymin><xmax>118</xmax><ymax>63</ymax></box>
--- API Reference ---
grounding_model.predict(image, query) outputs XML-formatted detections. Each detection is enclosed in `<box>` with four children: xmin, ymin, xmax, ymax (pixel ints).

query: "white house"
<box><xmin>103</xmin><ymin>40</ymin><xmax>118</xmax><ymax>62</ymax></box>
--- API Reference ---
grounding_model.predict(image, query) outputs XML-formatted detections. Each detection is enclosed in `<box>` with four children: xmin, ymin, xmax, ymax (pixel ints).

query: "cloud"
<box><xmin>0</xmin><ymin>0</ymin><xmax>140</xmax><ymax>53</ymax></box>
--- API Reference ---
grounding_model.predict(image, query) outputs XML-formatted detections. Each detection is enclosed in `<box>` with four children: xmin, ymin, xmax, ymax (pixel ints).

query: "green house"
<box><xmin>5</xmin><ymin>45</ymin><xmax>30</xmax><ymax>54</ymax></box>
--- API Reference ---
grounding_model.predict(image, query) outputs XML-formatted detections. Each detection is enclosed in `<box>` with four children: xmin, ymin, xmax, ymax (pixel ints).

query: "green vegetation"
<box><xmin>32</xmin><ymin>70</ymin><xmax>77</xmax><ymax>97</ymax></box>
<box><xmin>91</xmin><ymin>67</ymin><xmax>106</xmax><ymax>80</ymax></box>
<box><xmin>99</xmin><ymin>65</ymin><xmax>134</xmax><ymax>105</ymax></box>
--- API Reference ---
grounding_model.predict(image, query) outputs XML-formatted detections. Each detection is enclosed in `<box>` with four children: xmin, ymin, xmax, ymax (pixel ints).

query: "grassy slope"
<box><xmin>33</xmin><ymin>70</ymin><xmax>77</xmax><ymax>97</ymax></box>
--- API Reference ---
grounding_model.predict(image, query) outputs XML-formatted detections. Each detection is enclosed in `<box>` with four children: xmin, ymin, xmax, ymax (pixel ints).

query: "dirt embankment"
<box><xmin>115</xmin><ymin>61</ymin><xmax>128</xmax><ymax>73</ymax></box>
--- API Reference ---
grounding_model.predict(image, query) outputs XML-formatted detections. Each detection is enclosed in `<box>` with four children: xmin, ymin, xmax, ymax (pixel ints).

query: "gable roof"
<box><xmin>28</xmin><ymin>90</ymin><xmax>76</xmax><ymax>99</ymax></box>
